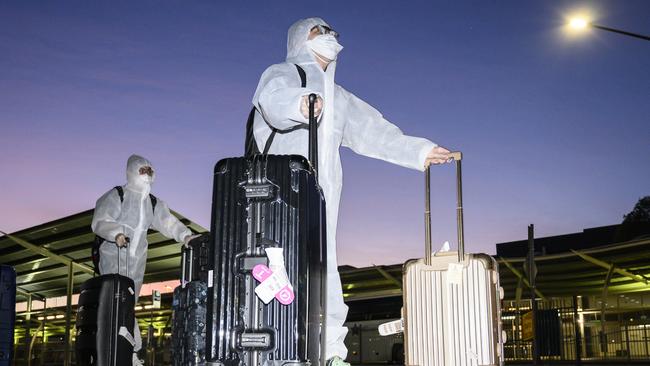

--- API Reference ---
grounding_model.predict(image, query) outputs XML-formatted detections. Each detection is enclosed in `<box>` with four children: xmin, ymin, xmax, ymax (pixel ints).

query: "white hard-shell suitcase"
<box><xmin>402</xmin><ymin>152</ymin><xmax>504</xmax><ymax>366</ymax></box>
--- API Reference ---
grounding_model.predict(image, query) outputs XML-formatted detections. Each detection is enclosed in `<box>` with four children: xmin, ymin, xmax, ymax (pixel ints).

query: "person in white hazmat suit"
<box><xmin>91</xmin><ymin>154</ymin><xmax>197</xmax><ymax>366</ymax></box>
<box><xmin>251</xmin><ymin>18</ymin><xmax>452</xmax><ymax>364</ymax></box>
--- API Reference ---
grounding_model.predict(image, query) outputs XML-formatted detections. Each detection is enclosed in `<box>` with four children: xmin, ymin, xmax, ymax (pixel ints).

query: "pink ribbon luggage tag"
<box><xmin>252</xmin><ymin>264</ymin><xmax>295</xmax><ymax>305</ymax></box>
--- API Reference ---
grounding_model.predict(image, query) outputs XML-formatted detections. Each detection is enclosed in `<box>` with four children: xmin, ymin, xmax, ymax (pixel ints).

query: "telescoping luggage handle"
<box><xmin>180</xmin><ymin>245</ymin><xmax>193</xmax><ymax>288</ymax></box>
<box><xmin>424</xmin><ymin>151</ymin><xmax>464</xmax><ymax>265</ymax></box>
<box><xmin>117</xmin><ymin>238</ymin><xmax>130</xmax><ymax>277</ymax></box>
<box><xmin>308</xmin><ymin>93</ymin><xmax>319</xmax><ymax>175</ymax></box>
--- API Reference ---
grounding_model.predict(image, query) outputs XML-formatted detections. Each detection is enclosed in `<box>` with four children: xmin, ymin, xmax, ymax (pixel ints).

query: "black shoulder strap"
<box><xmin>149</xmin><ymin>194</ymin><xmax>157</xmax><ymax>212</ymax></box>
<box><xmin>114</xmin><ymin>186</ymin><xmax>124</xmax><ymax>202</ymax></box>
<box><xmin>295</xmin><ymin>64</ymin><xmax>306</xmax><ymax>88</ymax></box>
<box><xmin>245</xmin><ymin>64</ymin><xmax>308</xmax><ymax>157</ymax></box>
<box><xmin>245</xmin><ymin>108</ymin><xmax>260</xmax><ymax>156</ymax></box>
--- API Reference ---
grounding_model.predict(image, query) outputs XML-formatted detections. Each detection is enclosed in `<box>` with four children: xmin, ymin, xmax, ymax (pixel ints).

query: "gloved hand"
<box><xmin>182</xmin><ymin>234</ymin><xmax>201</xmax><ymax>248</ymax></box>
<box><xmin>265</xmin><ymin>247</ymin><xmax>293</xmax><ymax>290</ymax></box>
<box><xmin>424</xmin><ymin>146</ymin><xmax>452</xmax><ymax>167</ymax></box>
<box><xmin>300</xmin><ymin>94</ymin><xmax>323</xmax><ymax>119</ymax></box>
<box><xmin>115</xmin><ymin>234</ymin><xmax>129</xmax><ymax>248</ymax></box>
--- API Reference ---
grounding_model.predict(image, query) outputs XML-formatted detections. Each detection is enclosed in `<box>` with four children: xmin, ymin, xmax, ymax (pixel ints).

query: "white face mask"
<box><xmin>305</xmin><ymin>34</ymin><xmax>343</xmax><ymax>62</ymax></box>
<box><xmin>139</xmin><ymin>174</ymin><xmax>154</xmax><ymax>185</ymax></box>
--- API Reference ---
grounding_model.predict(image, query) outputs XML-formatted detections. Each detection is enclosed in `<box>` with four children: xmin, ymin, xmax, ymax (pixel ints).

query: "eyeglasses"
<box><xmin>139</xmin><ymin>166</ymin><xmax>154</xmax><ymax>176</ymax></box>
<box><xmin>311</xmin><ymin>24</ymin><xmax>339</xmax><ymax>39</ymax></box>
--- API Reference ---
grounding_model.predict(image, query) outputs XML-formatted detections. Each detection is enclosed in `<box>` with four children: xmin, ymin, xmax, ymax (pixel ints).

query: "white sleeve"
<box><xmin>91</xmin><ymin>189</ymin><xmax>124</xmax><ymax>242</ymax></box>
<box><xmin>151</xmin><ymin>199</ymin><xmax>192</xmax><ymax>243</ymax></box>
<box><xmin>340</xmin><ymin>87</ymin><xmax>437</xmax><ymax>171</ymax></box>
<box><xmin>253</xmin><ymin>64</ymin><xmax>321</xmax><ymax>130</ymax></box>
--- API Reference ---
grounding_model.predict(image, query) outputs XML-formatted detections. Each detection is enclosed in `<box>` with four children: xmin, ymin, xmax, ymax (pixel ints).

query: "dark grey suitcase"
<box><xmin>205</xmin><ymin>94</ymin><xmax>327</xmax><ymax>366</ymax></box>
<box><xmin>172</xmin><ymin>238</ymin><xmax>209</xmax><ymax>366</ymax></box>
<box><xmin>0</xmin><ymin>265</ymin><xmax>16</xmax><ymax>366</ymax></box>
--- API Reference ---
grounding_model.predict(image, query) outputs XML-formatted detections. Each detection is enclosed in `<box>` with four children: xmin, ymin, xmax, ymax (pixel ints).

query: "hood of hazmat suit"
<box><xmin>91</xmin><ymin>154</ymin><xmax>192</xmax><ymax>351</ymax></box>
<box><xmin>251</xmin><ymin>18</ymin><xmax>437</xmax><ymax>360</ymax></box>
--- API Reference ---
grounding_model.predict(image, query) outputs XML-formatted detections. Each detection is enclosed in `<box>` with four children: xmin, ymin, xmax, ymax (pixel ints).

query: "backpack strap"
<box><xmin>245</xmin><ymin>64</ymin><xmax>308</xmax><ymax>156</ymax></box>
<box><xmin>295</xmin><ymin>64</ymin><xmax>306</xmax><ymax>88</ymax></box>
<box><xmin>114</xmin><ymin>186</ymin><xmax>124</xmax><ymax>202</ymax></box>
<box><xmin>149</xmin><ymin>194</ymin><xmax>157</xmax><ymax>212</ymax></box>
<box><xmin>245</xmin><ymin>108</ymin><xmax>261</xmax><ymax>156</ymax></box>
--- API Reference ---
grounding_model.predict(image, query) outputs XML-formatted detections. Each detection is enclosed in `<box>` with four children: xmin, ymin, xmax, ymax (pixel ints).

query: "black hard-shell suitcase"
<box><xmin>205</xmin><ymin>94</ymin><xmax>327</xmax><ymax>366</ymax></box>
<box><xmin>171</xmin><ymin>237</ymin><xmax>210</xmax><ymax>365</ymax></box>
<box><xmin>0</xmin><ymin>265</ymin><xmax>16</xmax><ymax>366</ymax></box>
<box><xmin>76</xmin><ymin>247</ymin><xmax>136</xmax><ymax>366</ymax></box>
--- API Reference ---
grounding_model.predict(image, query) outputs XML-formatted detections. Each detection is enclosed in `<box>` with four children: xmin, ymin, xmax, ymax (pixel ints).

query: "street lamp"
<box><xmin>569</xmin><ymin>17</ymin><xmax>650</xmax><ymax>41</ymax></box>
<box><xmin>569</xmin><ymin>18</ymin><xmax>588</xmax><ymax>30</ymax></box>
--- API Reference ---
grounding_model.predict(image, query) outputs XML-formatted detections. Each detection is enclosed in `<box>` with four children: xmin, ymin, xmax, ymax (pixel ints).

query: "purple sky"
<box><xmin>1</xmin><ymin>1</ymin><xmax>648</xmax><ymax>268</ymax></box>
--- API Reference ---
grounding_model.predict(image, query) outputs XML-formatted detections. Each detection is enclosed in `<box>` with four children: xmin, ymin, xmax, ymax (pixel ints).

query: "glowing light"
<box><xmin>570</xmin><ymin>18</ymin><xmax>588</xmax><ymax>29</ymax></box>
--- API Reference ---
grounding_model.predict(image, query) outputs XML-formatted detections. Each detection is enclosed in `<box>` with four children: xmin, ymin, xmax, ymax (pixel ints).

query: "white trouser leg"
<box><xmin>132</xmin><ymin>267</ymin><xmax>144</xmax><ymax>353</ymax></box>
<box><xmin>325</xmin><ymin>269</ymin><xmax>349</xmax><ymax>360</ymax></box>
<box><xmin>133</xmin><ymin>317</ymin><xmax>142</xmax><ymax>352</ymax></box>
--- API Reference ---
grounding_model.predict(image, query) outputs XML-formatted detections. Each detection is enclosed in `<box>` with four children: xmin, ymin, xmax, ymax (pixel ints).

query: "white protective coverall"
<box><xmin>251</xmin><ymin>18</ymin><xmax>437</xmax><ymax>359</ymax></box>
<box><xmin>91</xmin><ymin>154</ymin><xmax>192</xmax><ymax>352</ymax></box>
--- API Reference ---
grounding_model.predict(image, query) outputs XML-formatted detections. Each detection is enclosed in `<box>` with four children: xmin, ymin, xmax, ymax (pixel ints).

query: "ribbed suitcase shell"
<box><xmin>172</xmin><ymin>281</ymin><xmax>208</xmax><ymax>365</ymax></box>
<box><xmin>75</xmin><ymin>274</ymin><xmax>136</xmax><ymax>366</ymax></box>
<box><xmin>403</xmin><ymin>251</ymin><xmax>503</xmax><ymax>366</ymax></box>
<box><xmin>205</xmin><ymin>155</ymin><xmax>326</xmax><ymax>366</ymax></box>
<box><xmin>181</xmin><ymin>234</ymin><xmax>212</xmax><ymax>284</ymax></box>
<box><xmin>0</xmin><ymin>265</ymin><xmax>16</xmax><ymax>366</ymax></box>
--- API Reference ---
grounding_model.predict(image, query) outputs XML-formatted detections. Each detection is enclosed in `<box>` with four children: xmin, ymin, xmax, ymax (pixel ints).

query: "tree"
<box><xmin>616</xmin><ymin>196</ymin><xmax>650</xmax><ymax>242</ymax></box>
<box><xmin>623</xmin><ymin>196</ymin><xmax>650</xmax><ymax>223</ymax></box>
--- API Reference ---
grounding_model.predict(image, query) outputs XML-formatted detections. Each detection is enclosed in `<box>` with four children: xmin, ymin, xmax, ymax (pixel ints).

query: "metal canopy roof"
<box><xmin>2</xmin><ymin>209</ymin><xmax>649</xmax><ymax>304</ymax></box>
<box><xmin>497</xmin><ymin>237</ymin><xmax>650</xmax><ymax>299</ymax></box>
<box><xmin>338</xmin><ymin>237</ymin><xmax>650</xmax><ymax>302</ymax></box>
<box><xmin>0</xmin><ymin>209</ymin><xmax>207</xmax><ymax>301</ymax></box>
<box><xmin>339</xmin><ymin>264</ymin><xmax>403</xmax><ymax>301</ymax></box>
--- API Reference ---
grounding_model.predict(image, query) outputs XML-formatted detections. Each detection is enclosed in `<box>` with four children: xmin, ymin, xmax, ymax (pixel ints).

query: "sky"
<box><xmin>1</xmin><ymin>1</ymin><xmax>648</xmax><ymax>268</ymax></box>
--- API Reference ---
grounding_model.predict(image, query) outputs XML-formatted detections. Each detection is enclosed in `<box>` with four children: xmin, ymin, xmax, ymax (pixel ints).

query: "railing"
<box><xmin>502</xmin><ymin>297</ymin><xmax>650</xmax><ymax>362</ymax></box>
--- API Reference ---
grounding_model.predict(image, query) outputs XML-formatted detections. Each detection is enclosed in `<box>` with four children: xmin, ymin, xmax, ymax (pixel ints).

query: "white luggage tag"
<box><xmin>434</xmin><ymin>241</ymin><xmax>450</xmax><ymax>255</ymax></box>
<box><xmin>447</xmin><ymin>262</ymin><xmax>465</xmax><ymax>285</ymax></box>
<box><xmin>118</xmin><ymin>326</ymin><xmax>135</xmax><ymax>346</ymax></box>
<box><xmin>254</xmin><ymin>270</ymin><xmax>290</xmax><ymax>304</ymax></box>
<box><xmin>378</xmin><ymin>318</ymin><xmax>404</xmax><ymax>336</ymax></box>
<box><xmin>252</xmin><ymin>248</ymin><xmax>295</xmax><ymax>305</ymax></box>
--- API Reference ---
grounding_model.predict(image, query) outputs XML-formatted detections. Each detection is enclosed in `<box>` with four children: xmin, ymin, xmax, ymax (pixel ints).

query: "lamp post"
<box><xmin>569</xmin><ymin>17</ymin><xmax>650</xmax><ymax>41</ymax></box>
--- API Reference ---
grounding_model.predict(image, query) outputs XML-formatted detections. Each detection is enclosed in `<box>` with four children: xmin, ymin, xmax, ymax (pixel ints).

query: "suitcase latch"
<box><xmin>239</xmin><ymin>330</ymin><xmax>273</xmax><ymax>350</ymax></box>
<box><xmin>244</xmin><ymin>183</ymin><xmax>274</xmax><ymax>199</ymax></box>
